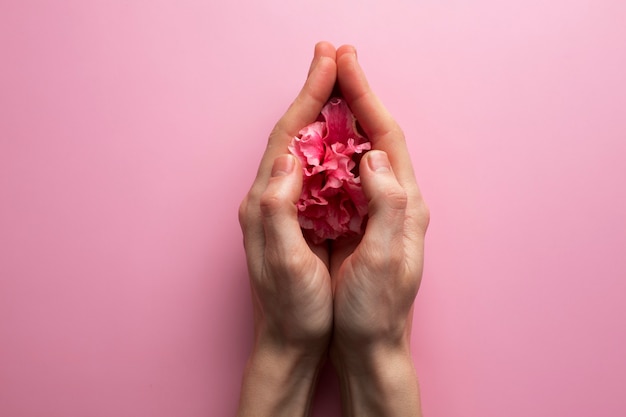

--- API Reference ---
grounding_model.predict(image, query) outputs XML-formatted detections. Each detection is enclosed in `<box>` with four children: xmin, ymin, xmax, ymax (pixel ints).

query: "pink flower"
<box><xmin>289</xmin><ymin>97</ymin><xmax>371</xmax><ymax>243</ymax></box>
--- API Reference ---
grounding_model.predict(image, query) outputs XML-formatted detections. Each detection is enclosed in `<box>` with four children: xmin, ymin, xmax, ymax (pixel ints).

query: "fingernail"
<box><xmin>343</xmin><ymin>45</ymin><xmax>357</xmax><ymax>59</ymax></box>
<box><xmin>272</xmin><ymin>155</ymin><xmax>295</xmax><ymax>177</ymax></box>
<box><xmin>368</xmin><ymin>151</ymin><xmax>390</xmax><ymax>172</ymax></box>
<box><xmin>318</xmin><ymin>55</ymin><xmax>332</xmax><ymax>67</ymax></box>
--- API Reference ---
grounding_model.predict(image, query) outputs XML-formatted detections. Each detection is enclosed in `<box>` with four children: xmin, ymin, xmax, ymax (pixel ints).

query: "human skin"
<box><xmin>237</xmin><ymin>42</ymin><xmax>429</xmax><ymax>417</ymax></box>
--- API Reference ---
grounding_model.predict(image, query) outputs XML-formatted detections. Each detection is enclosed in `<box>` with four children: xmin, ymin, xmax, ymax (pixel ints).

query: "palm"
<box><xmin>329</xmin><ymin>234</ymin><xmax>418</xmax><ymax>343</ymax></box>
<box><xmin>257</xmin><ymin>240</ymin><xmax>332</xmax><ymax>346</ymax></box>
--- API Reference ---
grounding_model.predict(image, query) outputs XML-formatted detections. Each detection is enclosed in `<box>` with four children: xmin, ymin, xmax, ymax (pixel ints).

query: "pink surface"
<box><xmin>1</xmin><ymin>1</ymin><xmax>625</xmax><ymax>416</ymax></box>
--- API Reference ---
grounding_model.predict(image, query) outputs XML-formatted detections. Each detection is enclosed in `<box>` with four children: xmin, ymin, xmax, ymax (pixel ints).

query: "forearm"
<box><xmin>333</xmin><ymin>343</ymin><xmax>423</xmax><ymax>417</ymax></box>
<box><xmin>237</xmin><ymin>345</ymin><xmax>324</xmax><ymax>417</ymax></box>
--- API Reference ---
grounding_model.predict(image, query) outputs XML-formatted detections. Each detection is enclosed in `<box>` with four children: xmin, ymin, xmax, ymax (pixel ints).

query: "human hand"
<box><xmin>236</xmin><ymin>42</ymin><xmax>337</xmax><ymax>417</ymax></box>
<box><xmin>329</xmin><ymin>45</ymin><xmax>430</xmax><ymax>416</ymax></box>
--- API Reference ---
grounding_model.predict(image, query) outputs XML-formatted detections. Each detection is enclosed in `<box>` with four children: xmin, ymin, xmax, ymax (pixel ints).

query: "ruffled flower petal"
<box><xmin>289</xmin><ymin>98</ymin><xmax>371</xmax><ymax>243</ymax></box>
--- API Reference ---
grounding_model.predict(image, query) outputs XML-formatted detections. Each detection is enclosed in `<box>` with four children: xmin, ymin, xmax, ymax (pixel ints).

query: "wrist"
<box><xmin>331</xmin><ymin>342</ymin><xmax>422</xmax><ymax>417</ymax></box>
<box><xmin>331</xmin><ymin>311</ymin><xmax>414</xmax><ymax>369</ymax></box>
<box><xmin>237</xmin><ymin>343</ymin><xmax>325</xmax><ymax>417</ymax></box>
<box><xmin>254</xmin><ymin>318</ymin><xmax>330</xmax><ymax>363</ymax></box>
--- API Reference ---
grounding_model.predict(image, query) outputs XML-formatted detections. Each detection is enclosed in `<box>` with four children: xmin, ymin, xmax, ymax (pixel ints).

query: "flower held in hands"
<box><xmin>289</xmin><ymin>97</ymin><xmax>371</xmax><ymax>243</ymax></box>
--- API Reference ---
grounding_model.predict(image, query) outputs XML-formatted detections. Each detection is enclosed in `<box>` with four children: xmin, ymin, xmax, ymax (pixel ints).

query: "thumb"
<box><xmin>360</xmin><ymin>150</ymin><xmax>408</xmax><ymax>247</ymax></box>
<box><xmin>259</xmin><ymin>154</ymin><xmax>306</xmax><ymax>251</ymax></box>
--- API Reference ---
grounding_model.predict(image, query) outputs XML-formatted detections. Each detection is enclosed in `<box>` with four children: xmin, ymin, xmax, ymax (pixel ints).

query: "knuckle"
<box><xmin>240</xmin><ymin>188</ymin><xmax>267</xmax><ymax>233</ymax></box>
<box><xmin>259</xmin><ymin>188</ymin><xmax>287</xmax><ymax>218</ymax></box>
<box><xmin>238</xmin><ymin>197</ymin><xmax>249</xmax><ymax>229</ymax></box>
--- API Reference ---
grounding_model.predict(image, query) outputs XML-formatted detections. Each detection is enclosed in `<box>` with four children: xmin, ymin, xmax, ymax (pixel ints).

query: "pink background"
<box><xmin>1</xmin><ymin>1</ymin><xmax>625</xmax><ymax>416</ymax></box>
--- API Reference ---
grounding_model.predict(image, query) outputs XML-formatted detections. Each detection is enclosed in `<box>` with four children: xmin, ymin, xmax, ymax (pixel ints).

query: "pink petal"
<box><xmin>289</xmin><ymin>121</ymin><xmax>325</xmax><ymax>166</ymax></box>
<box><xmin>321</xmin><ymin>98</ymin><xmax>367</xmax><ymax>146</ymax></box>
<box><xmin>289</xmin><ymin>97</ymin><xmax>371</xmax><ymax>242</ymax></box>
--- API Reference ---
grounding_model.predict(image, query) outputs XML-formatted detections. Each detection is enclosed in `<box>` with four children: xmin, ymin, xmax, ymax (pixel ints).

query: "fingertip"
<box><xmin>312</xmin><ymin>56</ymin><xmax>337</xmax><ymax>81</ymax></box>
<box><xmin>337</xmin><ymin>44</ymin><xmax>357</xmax><ymax>60</ymax></box>
<box><xmin>336</xmin><ymin>45</ymin><xmax>358</xmax><ymax>80</ymax></box>
<box><xmin>309</xmin><ymin>41</ymin><xmax>337</xmax><ymax>76</ymax></box>
<box><xmin>336</xmin><ymin>50</ymin><xmax>404</xmax><ymax>148</ymax></box>
<box><xmin>336</xmin><ymin>46</ymin><xmax>369</xmax><ymax>104</ymax></box>
<box><xmin>282</xmin><ymin>49</ymin><xmax>337</xmax><ymax>136</ymax></box>
<box><xmin>315</xmin><ymin>41</ymin><xmax>337</xmax><ymax>59</ymax></box>
<box><xmin>303</xmin><ymin>54</ymin><xmax>337</xmax><ymax>105</ymax></box>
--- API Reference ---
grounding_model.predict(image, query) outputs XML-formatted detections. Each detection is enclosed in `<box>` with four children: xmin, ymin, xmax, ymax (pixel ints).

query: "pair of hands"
<box><xmin>238</xmin><ymin>42</ymin><xmax>429</xmax><ymax>417</ymax></box>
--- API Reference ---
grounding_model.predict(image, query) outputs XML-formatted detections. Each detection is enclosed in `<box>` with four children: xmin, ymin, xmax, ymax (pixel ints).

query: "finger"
<box><xmin>336</xmin><ymin>45</ymin><xmax>416</xmax><ymax>189</ymax></box>
<box><xmin>358</xmin><ymin>150</ymin><xmax>407</xmax><ymax>251</ymax></box>
<box><xmin>336</xmin><ymin>45</ymin><xmax>398</xmax><ymax>140</ymax></box>
<box><xmin>259</xmin><ymin>154</ymin><xmax>308</xmax><ymax>256</ymax></box>
<box><xmin>251</xmin><ymin>45</ymin><xmax>337</xmax><ymax>195</ymax></box>
<box><xmin>308</xmin><ymin>41</ymin><xmax>336</xmax><ymax>76</ymax></box>
<box><xmin>277</xmin><ymin>45</ymin><xmax>337</xmax><ymax>138</ymax></box>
